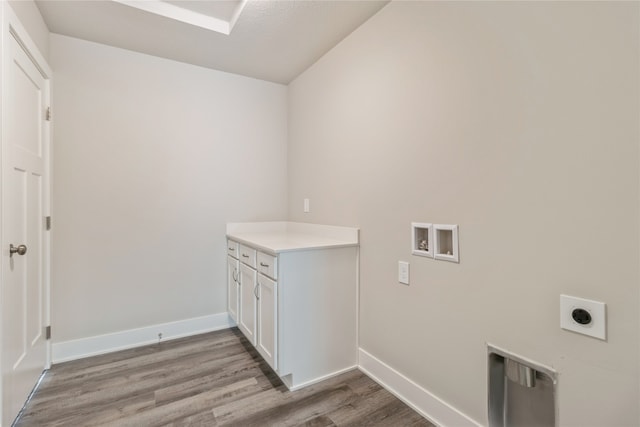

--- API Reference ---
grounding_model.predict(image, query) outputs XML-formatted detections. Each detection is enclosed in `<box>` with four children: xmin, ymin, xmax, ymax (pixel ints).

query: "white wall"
<box><xmin>50</xmin><ymin>34</ymin><xmax>287</xmax><ymax>342</ymax></box>
<box><xmin>7</xmin><ymin>0</ymin><xmax>48</xmax><ymax>60</ymax></box>
<box><xmin>288</xmin><ymin>2</ymin><xmax>639</xmax><ymax>426</ymax></box>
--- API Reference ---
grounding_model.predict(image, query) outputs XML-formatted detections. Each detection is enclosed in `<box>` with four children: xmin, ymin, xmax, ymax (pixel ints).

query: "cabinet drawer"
<box><xmin>238</xmin><ymin>244</ymin><xmax>256</xmax><ymax>267</ymax></box>
<box><xmin>227</xmin><ymin>239</ymin><xmax>239</xmax><ymax>258</ymax></box>
<box><xmin>257</xmin><ymin>252</ymin><xmax>278</xmax><ymax>280</ymax></box>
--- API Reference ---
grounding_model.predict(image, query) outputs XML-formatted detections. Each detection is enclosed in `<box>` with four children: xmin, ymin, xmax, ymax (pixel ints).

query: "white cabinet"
<box><xmin>226</xmin><ymin>221</ymin><xmax>359</xmax><ymax>390</ymax></box>
<box><xmin>226</xmin><ymin>255</ymin><xmax>239</xmax><ymax>322</ymax></box>
<box><xmin>257</xmin><ymin>273</ymin><xmax>277</xmax><ymax>370</ymax></box>
<box><xmin>235</xmin><ymin>244</ymin><xmax>277</xmax><ymax>369</ymax></box>
<box><xmin>227</xmin><ymin>239</ymin><xmax>239</xmax><ymax>258</ymax></box>
<box><xmin>238</xmin><ymin>244</ymin><xmax>256</xmax><ymax>267</ymax></box>
<box><xmin>257</xmin><ymin>251</ymin><xmax>277</xmax><ymax>280</ymax></box>
<box><xmin>226</xmin><ymin>239</ymin><xmax>240</xmax><ymax>323</ymax></box>
<box><xmin>238</xmin><ymin>262</ymin><xmax>257</xmax><ymax>345</ymax></box>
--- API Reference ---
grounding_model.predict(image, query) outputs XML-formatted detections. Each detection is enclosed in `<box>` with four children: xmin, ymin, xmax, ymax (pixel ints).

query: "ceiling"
<box><xmin>35</xmin><ymin>0</ymin><xmax>388</xmax><ymax>84</ymax></box>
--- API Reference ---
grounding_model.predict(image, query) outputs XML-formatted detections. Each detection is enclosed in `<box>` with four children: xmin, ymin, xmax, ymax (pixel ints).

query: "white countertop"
<box><xmin>226</xmin><ymin>222</ymin><xmax>359</xmax><ymax>254</ymax></box>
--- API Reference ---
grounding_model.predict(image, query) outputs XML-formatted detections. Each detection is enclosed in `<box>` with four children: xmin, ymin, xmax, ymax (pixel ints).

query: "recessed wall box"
<box><xmin>411</xmin><ymin>222</ymin><xmax>433</xmax><ymax>257</ymax></box>
<box><xmin>434</xmin><ymin>224</ymin><xmax>459</xmax><ymax>263</ymax></box>
<box><xmin>488</xmin><ymin>344</ymin><xmax>557</xmax><ymax>427</ymax></box>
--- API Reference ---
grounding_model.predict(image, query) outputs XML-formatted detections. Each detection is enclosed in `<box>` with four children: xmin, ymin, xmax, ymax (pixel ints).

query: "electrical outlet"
<box><xmin>560</xmin><ymin>295</ymin><xmax>606</xmax><ymax>340</ymax></box>
<box><xmin>398</xmin><ymin>261</ymin><xmax>409</xmax><ymax>285</ymax></box>
<box><xmin>304</xmin><ymin>198</ymin><xmax>310</xmax><ymax>213</ymax></box>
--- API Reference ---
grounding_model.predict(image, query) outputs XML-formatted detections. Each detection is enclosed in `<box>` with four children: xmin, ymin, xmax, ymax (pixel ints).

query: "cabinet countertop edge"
<box><xmin>226</xmin><ymin>232</ymin><xmax>359</xmax><ymax>255</ymax></box>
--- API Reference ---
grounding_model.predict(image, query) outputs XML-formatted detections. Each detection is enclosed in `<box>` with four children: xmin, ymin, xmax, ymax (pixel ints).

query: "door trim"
<box><xmin>0</xmin><ymin>2</ymin><xmax>53</xmax><ymax>423</ymax></box>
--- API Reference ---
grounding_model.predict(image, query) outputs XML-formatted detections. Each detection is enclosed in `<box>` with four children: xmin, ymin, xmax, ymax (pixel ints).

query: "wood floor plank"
<box><xmin>300</xmin><ymin>414</ymin><xmax>337</xmax><ymax>427</ymax></box>
<box><xmin>14</xmin><ymin>328</ymin><xmax>435</xmax><ymax>427</ymax></box>
<box><xmin>218</xmin><ymin>384</ymin><xmax>356</xmax><ymax>427</ymax></box>
<box><xmin>16</xmin><ymin>390</ymin><xmax>157</xmax><ymax>427</ymax></box>
<box><xmin>339</xmin><ymin>399</ymin><xmax>428</xmax><ymax>427</ymax></box>
<box><xmin>47</xmin><ymin>336</ymin><xmax>243</xmax><ymax>388</ymax></box>
<box><xmin>25</xmin><ymin>351</ymin><xmax>249</xmax><ymax>416</ymax></box>
<box><xmin>101</xmin><ymin>378</ymin><xmax>258</xmax><ymax>427</ymax></box>
<box><xmin>210</xmin><ymin>387</ymin><xmax>286</xmax><ymax>424</ymax></box>
<box><xmin>326</xmin><ymin>387</ymin><xmax>398</xmax><ymax>425</ymax></box>
<box><xmin>50</xmin><ymin>329</ymin><xmax>239</xmax><ymax>378</ymax></box>
<box><xmin>153</xmin><ymin>362</ymin><xmax>266</xmax><ymax>405</ymax></box>
<box><xmin>159</xmin><ymin>409</ymin><xmax>217</xmax><ymax>427</ymax></box>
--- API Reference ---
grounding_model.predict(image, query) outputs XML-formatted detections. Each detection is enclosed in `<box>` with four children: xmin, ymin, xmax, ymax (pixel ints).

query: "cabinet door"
<box><xmin>227</xmin><ymin>256</ymin><xmax>239</xmax><ymax>322</ymax></box>
<box><xmin>257</xmin><ymin>274</ymin><xmax>278</xmax><ymax>370</ymax></box>
<box><xmin>238</xmin><ymin>263</ymin><xmax>257</xmax><ymax>345</ymax></box>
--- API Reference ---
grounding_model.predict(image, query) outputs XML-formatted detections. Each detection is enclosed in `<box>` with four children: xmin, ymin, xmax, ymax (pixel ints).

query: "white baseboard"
<box><xmin>358</xmin><ymin>348</ymin><xmax>481</xmax><ymax>427</ymax></box>
<box><xmin>52</xmin><ymin>313</ymin><xmax>234</xmax><ymax>363</ymax></box>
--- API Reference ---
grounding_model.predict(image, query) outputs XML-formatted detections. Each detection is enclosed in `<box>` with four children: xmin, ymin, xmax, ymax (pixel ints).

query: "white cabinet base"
<box><xmin>227</xmin><ymin>222</ymin><xmax>359</xmax><ymax>391</ymax></box>
<box><xmin>277</xmin><ymin>247</ymin><xmax>357</xmax><ymax>389</ymax></box>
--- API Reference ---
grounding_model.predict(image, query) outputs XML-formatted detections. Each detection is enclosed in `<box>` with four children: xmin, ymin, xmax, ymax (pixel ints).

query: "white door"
<box><xmin>1</xmin><ymin>28</ymin><xmax>50</xmax><ymax>426</ymax></box>
<box><xmin>238</xmin><ymin>263</ymin><xmax>257</xmax><ymax>345</ymax></box>
<box><xmin>257</xmin><ymin>274</ymin><xmax>277</xmax><ymax>370</ymax></box>
<box><xmin>227</xmin><ymin>256</ymin><xmax>239</xmax><ymax>322</ymax></box>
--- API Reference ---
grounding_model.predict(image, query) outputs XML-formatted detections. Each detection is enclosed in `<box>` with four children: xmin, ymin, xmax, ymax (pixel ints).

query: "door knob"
<box><xmin>9</xmin><ymin>244</ymin><xmax>27</xmax><ymax>257</ymax></box>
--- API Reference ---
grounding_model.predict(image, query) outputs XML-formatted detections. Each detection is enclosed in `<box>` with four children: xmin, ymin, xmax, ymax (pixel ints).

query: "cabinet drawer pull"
<box><xmin>242</xmin><ymin>254</ymin><xmax>249</xmax><ymax>258</ymax></box>
<box><xmin>228</xmin><ymin>247</ymin><xmax>234</xmax><ymax>251</ymax></box>
<box><xmin>260</xmin><ymin>262</ymin><xmax>269</xmax><ymax>267</ymax></box>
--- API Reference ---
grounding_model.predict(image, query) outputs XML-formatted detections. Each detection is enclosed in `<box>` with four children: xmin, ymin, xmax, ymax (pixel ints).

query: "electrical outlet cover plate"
<box><xmin>398</xmin><ymin>261</ymin><xmax>409</xmax><ymax>285</ymax></box>
<box><xmin>560</xmin><ymin>294</ymin><xmax>606</xmax><ymax>340</ymax></box>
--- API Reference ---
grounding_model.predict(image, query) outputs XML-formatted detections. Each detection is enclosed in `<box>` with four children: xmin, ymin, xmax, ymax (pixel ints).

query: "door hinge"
<box><xmin>45</xmin><ymin>326</ymin><xmax>51</xmax><ymax>340</ymax></box>
<box><xmin>45</xmin><ymin>107</ymin><xmax>52</xmax><ymax>121</ymax></box>
<box><xmin>45</xmin><ymin>216</ymin><xmax>51</xmax><ymax>230</ymax></box>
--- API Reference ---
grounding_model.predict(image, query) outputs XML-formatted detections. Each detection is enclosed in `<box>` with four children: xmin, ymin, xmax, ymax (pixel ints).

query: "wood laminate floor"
<box><xmin>14</xmin><ymin>328</ymin><xmax>434</xmax><ymax>427</ymax></box>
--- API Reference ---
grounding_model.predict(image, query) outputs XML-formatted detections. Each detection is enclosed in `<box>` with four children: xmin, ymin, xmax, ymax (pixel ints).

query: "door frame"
<box><xmin>0</xmin><ymin>2</ymin><xmax>52</xmax><ymax>423</ymax></box>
